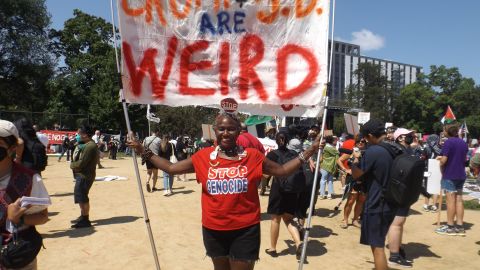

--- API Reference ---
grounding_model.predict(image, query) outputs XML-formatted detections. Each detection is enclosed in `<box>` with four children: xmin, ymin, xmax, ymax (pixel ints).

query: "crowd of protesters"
<box><xmin>0</xmin><ymin>113</ymin><xmax>477</xmax><ymax>270</ymax></box>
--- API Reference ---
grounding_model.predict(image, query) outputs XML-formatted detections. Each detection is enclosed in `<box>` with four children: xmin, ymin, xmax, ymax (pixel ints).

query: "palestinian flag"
<box><xmin>441</xmin><ymin>105</ymin><xmax>456</xmax><ymax>124</ymax></box>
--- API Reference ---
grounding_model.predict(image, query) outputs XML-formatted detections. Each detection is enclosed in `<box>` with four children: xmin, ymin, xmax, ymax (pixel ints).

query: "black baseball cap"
<box><xmin>360</xmin><ymin>119</ymin><xmax>386</xmax><ymax>137</ymax></box>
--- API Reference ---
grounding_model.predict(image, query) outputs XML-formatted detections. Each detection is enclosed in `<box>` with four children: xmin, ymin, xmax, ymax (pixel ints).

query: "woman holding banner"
<box><xmin>127</xmin><ymin>110</ymin><xmax>321</xmax><ymax>270</ymax></box>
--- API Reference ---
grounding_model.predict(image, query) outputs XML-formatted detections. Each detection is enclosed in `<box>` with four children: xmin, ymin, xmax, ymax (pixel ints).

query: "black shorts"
<box><xmin>202</xmin><ymin>223</ymin><xmax>260</xmax><ymax>261</ymax></box>
<box><xmin>267</xmin><ymin>181</ymin><xmax>299</xmax><ymax>216</ymax></box>
<box><xmin>74</xmin><ymin>174</ymin><xmax>94</xmax><ymax>204</ymax></box>
<box><xmin>360</xmin><ymin>211</ymin><xmax>395</xmax><ymax>248</ymax></box>
<box><xmin>145</xmin><ymin>160</ymin><xmax>156</xmax><ymax>170</ymax></box>
<box><xmin>396</xmin><ymin>207</ymin><xmax>410</xmax><ymax>217</ymax></box>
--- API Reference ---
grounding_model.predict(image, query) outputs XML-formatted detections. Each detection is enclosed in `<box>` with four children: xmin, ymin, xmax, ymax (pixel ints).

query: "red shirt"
<box><xmin>236</xmin><ymin>132</ymin><xmax>266</xmax><ymax>154</ymax></box>
<box><xmin>341</xmin><ymin>139</ymin><xmax>355</xmax><ymax>169</ymax></box>
<box><xmin>191</xmin><ymin>147</ymin><xmax>265</xmax><ymax>230</ymax></box>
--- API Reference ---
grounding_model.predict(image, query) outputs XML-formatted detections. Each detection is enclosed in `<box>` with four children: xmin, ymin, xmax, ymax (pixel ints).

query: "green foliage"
<box><xmin>0</xmin><ymin>0</ymin><xmax>54</xmax><ymax>111</ymax></box>
<box><xmin>50</xmin><ymin>9</ymin><xmax>123</xmax><ymax>130</ymax></box>
<box><xmin>345</xmin><ymin>63</ymin><xmax>396</xmax><ymax>121</ymax></box>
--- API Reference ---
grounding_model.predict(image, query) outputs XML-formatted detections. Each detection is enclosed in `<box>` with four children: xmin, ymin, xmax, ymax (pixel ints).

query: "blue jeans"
<box><xmin>320</xmin><ymin>169</ymin><xmax>334</xmax><ymax>196</ymax></box>
<box><xmin>163</xmin><ymin>171</ymin><xmax>173</xmax><ymax>190</ymax></box>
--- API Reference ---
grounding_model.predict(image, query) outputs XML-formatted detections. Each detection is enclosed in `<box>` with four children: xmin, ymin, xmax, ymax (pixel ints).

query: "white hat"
<box><xmin>0</xmin><ymin>120</ymin><xmax>19</xmax><ymax>139</ymax></box>
<box><xmin>394</xmin><ymin>128</ymin><xmax>414</xmax><ymax>140</ymax></box>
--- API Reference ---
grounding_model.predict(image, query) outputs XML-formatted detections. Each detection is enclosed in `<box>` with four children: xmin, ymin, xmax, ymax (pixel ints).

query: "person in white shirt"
<box><xmin>91</xmin><ymin>130</ymin><xmax>104</xmax><ymax>169</ymax></box>
<box><xmin>33</xmin><ymin>125</ymin><xmax>49</xmax><ymax>148</ymax></box>
<box><xmin>0</xmin><ymin>120</ymin><xmax>50</xmax><ymax>270</ymax></box>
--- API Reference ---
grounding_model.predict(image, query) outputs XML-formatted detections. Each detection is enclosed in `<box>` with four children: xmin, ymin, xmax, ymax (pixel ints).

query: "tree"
<box><xmin>0</xmin><ymin>0</ymin><xmax>54</xmax><ymax>111</ymax></box>
<box><xmin>345</xmin><ymin>62</ymin><xmax>395</xmax><ymax>121</ymax></box>
<box><xmin>49</xmin><ymin>9</ymin><xmax>123</xmax><ymax>130</ymax></box>
<box><xmin>394</xmin><ymin>83</ymin><xmax>437</xmax><ymax>133</ymax></box>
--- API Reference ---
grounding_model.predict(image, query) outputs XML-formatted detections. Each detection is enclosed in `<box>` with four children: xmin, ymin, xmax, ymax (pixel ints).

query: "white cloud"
<box><xmin>340</xmin><ymin>29</ymin><xmax>385</xmax><ymax>51</ymax></box>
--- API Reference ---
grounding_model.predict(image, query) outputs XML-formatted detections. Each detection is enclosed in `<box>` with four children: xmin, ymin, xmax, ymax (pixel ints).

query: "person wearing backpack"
<box><xmin>13</xmin><ymin>118</ymin><xmax>48</xmax><ymax>175</ymax></box>
<box><xmin>435</xmin><ymin>124</ymin><xmax>468</xmax><ymax>236</ymax></box>
<box><xmin>265</xmin><ymin>131</ymin><xmax>305</xmax><ymax>261</ymax></box>
<box><xmin>350</xmin><ymin>119</ymin><xmax>398</xmax><ymax>270</ymax></box>
<box><xmin>386</xmin><ymin>128</ymin><xmax>417</xmax><ymax>268</ymax></box>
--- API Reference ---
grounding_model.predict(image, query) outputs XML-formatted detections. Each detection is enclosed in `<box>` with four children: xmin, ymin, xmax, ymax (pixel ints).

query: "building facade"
<box><xmin>328</xmin><ymin>40</ymin><xmax>423</xmax><ymax>101</ymax></box>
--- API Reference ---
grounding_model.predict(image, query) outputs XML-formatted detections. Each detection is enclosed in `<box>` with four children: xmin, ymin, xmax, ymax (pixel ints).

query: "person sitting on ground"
<box><xmin>265</xmin><ymin>131</ymin><xmax>305</xmax><ymax>261</ymax></box>
<box><xmin>0</xmin><ymin>120</ymin><xmax>50</xmax><ymax>270</ymax></box>
<box><xmin>351</xmin><ymin>119</ymin><xmax>398</xmax><ymax>270</ymax></box>
<box><xmin>127</xmin><ymin>111</ymin><xmax>321</xmax><ymax>270</ymax></box>
<box><xmin>336</xmin><ymin>135</ymin><xmax>367</xmax><ymax>229</ymax></box>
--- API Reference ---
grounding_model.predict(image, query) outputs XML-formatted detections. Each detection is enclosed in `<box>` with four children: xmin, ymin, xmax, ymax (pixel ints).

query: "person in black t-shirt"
<box><xmin>58</xmin><ymin>134</ymin><xmax>71</xmax><ymax>161</ymax></box>
<box><xmin>351</xmin><ymin>119</ymin><xmax>397</xmax><ymax>270</ymax></box>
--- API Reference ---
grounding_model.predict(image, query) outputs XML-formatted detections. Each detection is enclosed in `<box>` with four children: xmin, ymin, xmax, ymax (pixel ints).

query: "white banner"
<box><xmin>118</xmin><ymin>0</ymin><xmax>330</xmax><ymax>109</ymax></box>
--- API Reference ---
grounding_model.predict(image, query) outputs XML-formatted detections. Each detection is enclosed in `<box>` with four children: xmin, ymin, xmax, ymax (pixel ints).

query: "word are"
<box><xmin>206</xmin><ymin>178</ymin><xmax>249</xmax><ymax>195</ymax></box>
<box><xmin>200</xmin><ymin>11</ymin><xmax>246</xmax><ymax>35</ymax></box>
<box><xmin>208</xmin><ymin>165</ymin><xmax>248</xmax><ymax>179</ymax></box>
<box><xmin>122</xmin><ymin>34</ymin><xmax>319</xmax><ymax>101</ymax></box>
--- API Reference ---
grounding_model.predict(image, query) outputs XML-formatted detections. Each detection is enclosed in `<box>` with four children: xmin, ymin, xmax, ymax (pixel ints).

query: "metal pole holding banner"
<box><xmin>110</xmin><ymin>1</ymin><xmax>161</xmax><ymax>269</ymax></box>
<box><xmin>298</xmin><ymin>0</ymin><xmax>336</xmax><ymax>268</ymax></box>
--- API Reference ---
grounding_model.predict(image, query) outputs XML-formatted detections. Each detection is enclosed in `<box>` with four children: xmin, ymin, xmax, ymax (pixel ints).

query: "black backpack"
<box><xmin>26</xmin><ymin>141</ymin><xmax>48</xmax><ymax>172</ymax></box>
<box><xmin>379</xmin><ymin>142</ymin><xmax>425</xmax><ymax>207</ymax></box>
<box><xmin>274</xmin><ymin>149</ymin><xmax>306</xmax><ymax>193</ymax></box>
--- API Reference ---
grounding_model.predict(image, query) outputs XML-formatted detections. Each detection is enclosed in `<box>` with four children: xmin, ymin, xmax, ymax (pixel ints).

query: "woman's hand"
<box><xmin>126</xmin><ymin>132</ymin><xmax>145</xmax><ymax>155</ymax></box>
<box><xmin>311</xmin><ymin>134</ymin><xmax>325</xmax><ymax>151</ymax></box>
<box><xmin>7</xmin><ymin>198</ymin><xmax>28</xmax><ymax>224</ymax></box>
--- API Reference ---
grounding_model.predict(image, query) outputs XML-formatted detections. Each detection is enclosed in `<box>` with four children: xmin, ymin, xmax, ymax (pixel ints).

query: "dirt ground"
<box><xmin>37</xmin><ymin>157</ymin><xmax>479</xmax><ymax>270</ymax></box>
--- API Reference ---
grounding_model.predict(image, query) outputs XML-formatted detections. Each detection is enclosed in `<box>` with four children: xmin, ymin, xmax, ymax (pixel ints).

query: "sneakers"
<box><xmin>429</xmin><ymin>205</ymin><xmax>438</xmax><ymax>212</ymax></box>
<box><xmin>422</xmin><ymin>204</ymin><xmax>430</xmax><ymax>211</ymax></box>
<box><xmin>327</xmin><ymin>194</ymin><xmax>332</xmax><ymax>200</ymax></box>
<box><xmin>455</xmin><ymin>226</ymin><xmax>466</xmax><ymax>236</ymax></box>
<box><xmin>388</xmin><ymin>256</ymin><xmax>413</xmax><ymax>268</ymax></box>
<box><xmin>70</xmin><ymin>216</ymin><xmax>82</xmax><ymax>224</ymax></box>
<box><xmin>435</xmin><ymin>225</ymin><xmax>457</xmax><ymax>236</ymax></box>
<box><xmin>71</xmin><ymin>218</ymin><xmax>92</xmax><ymax>229</ymax></box>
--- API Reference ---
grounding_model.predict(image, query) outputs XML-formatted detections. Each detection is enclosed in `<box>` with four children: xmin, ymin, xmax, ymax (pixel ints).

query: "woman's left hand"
<box><xmin>311</xmin><ymin>134</ymin><xmax>325</xmax><ymax>151</ymax></box>
<box><xmin>7</xmin><ymin>198</ymin><xmax>28</xmax><ymax>224</ymax></box>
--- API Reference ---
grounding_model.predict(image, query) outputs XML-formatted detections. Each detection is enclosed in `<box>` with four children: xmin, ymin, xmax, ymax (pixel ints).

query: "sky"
<box><xmin>45</xmin><ymin>0</ymin><xmax>479</xmax><ymax>83</ymax></box>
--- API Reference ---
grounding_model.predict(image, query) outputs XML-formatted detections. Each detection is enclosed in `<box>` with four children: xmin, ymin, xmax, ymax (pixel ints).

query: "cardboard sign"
<box><xmin>118</xmin><ymin>0</ymin><xmax>330</xmax><ymax>110</ymax></box>
<box><xmin>427</xmin><ymin>159</ymin><xmax>442</xmax><ymax>195</ymax></box>
<box><xmin>357</xmin><ymin>112</ymin><xmax>370</xmax><ymax>125</ymax></box>
<box><xmin>344</xmin><ymin>113</ymin><xmax>359</xmax><ymax>135</ymax></box>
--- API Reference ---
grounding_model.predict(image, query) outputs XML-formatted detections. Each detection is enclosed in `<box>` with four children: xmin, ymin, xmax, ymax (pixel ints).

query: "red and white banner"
<box><xmin>41</xmin><ymin>130</ymin><xmax>76</xmax><ymax>145</ymax></box>
<box><xmin>118</xmin><ymin>0</ymin><xmax>330</xmax><ymax>112</ymax></box>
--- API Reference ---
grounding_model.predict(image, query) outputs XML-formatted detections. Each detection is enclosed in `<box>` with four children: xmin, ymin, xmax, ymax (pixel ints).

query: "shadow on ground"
<box><xmin>50</xmin><ymin>192</ymin><xmax>74</xmax><ymax>197</ymax></box>
<box><xmin>42</xmin><ymin>216</ymin><xmax>141</xmax><ymax>239</ymax></box>
<box><xmin>403</xmin><ymin>242</ymin><xmax>442</xmax><ymax>260</ymax></box>
<box><xmin>277</xmin><ymin>239</ymin><xmax>327</xmax><ymax>258</ymax></box>
<box><xmin>432</xmin><ymin>221</ymin><xmax>474</xmax><ymax>230</ymax></box>
<box><xmin>309</xmin><ymin>224</ymin><xmax>337</xmax><ymax>238</ymax></box>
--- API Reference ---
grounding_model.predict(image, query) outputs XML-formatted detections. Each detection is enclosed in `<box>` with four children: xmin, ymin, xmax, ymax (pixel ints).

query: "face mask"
<box><xmin>75</xmin><ymin>134</ymin><xmax>81</xmax><ymax>143</ymax></box>
<box><xmin>0</xmin><ymin>147</ymin><xmax>8</xmax><ymax>162</ymax></box>
<box><xmin>405</xmin><ymin>135</ymin><xmax>414</xmax><ymax>145</ymax></box>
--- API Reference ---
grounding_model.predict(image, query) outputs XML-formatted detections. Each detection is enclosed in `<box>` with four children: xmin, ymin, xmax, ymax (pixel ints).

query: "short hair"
<box><xmin>79</xmin><ymin>125</ymin><xmax>94</xmax><ymax>137</ymax></box>
<box><xmin>1</xmin><ymin>135</ymin><xmax>18</xmax><ymax>147</ymax></box>
<box><xmin>445</xmin><ymin>124</ymin><xmax>459</xmax><ymax>137</ymax></box>
<box><xmin>214</xmin><ymin>112</ymin><xmax>241</xmax><ymax>129</ymax></box>
<box><xmin>325</xmin><ymin>135</ymin><xmax>334</xmax><ymax>144</ymax></box>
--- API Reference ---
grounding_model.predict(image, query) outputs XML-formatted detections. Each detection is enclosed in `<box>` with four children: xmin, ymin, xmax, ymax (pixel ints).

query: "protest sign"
<box><xmin>118</xmin><ymin>0</ymin><xmax>330</xmax><ymax>112</ymax></box>
<box><xmin>344</xmin><ymin>113</ymin><xmax>359</xmax><ymax>135</ymax></box>
<box><xmin>41</xmin><ymin>130</ymin><xmax>76</xmax><ymax>145</ymax></box>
